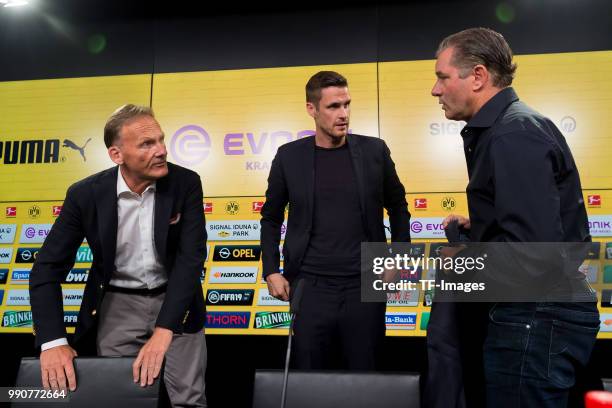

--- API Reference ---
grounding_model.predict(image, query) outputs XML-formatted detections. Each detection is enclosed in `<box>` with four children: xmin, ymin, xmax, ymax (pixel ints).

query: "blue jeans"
<box><xmin>484</xmin><ymin>302</ymin><xmax>599</xmax><ymax>408</ymax></box>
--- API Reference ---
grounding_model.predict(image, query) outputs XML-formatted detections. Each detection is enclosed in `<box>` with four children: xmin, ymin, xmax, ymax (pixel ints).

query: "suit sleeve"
<box><xmin>382</xmin><ymin>141</ymin><xmax>411</xmax><ymax>242</ymax></box>
<box><xmin>30</xmin><ymin>185</ymin><xmax>84</xmax><ymax>348</ymax></box>
<box><xmin>155</xmin><ymin>173</ymin><xmax>207</xmax><ymax>332</ymax></box>
<box><xmin>260</xmin><ymin>149</ymin><xmax>288</xmax><ymax>279</ymax></box>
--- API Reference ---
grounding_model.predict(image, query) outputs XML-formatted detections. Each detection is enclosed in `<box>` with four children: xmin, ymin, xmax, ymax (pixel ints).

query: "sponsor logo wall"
<box><xmin>1</xmin><ymin>53</ymin><xmax>611</xmax><ymax>338</ymax></box>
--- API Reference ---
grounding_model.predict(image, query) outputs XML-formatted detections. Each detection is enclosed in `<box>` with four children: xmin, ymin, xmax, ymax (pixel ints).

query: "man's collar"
<box><xmin>465</xmin><ymin>87</ymin><xmax>519</xmax><ymax>129</ymax></box>
<box><xmin>116</xmin><ymin>168</ymin><xmax>156</xmax><ymax>197</ymax></box>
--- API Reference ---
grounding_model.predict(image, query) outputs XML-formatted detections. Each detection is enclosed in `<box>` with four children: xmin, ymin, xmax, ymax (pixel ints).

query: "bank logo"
<box><xmin>63</xmin><ymin>268</ymin><xmax>89</xmax><ymax>284</ymax></box>
<box><xmin>0</xmin><ymin>268</ymin><xmax>8</xmax><ymax>283</ymax></box>
<box><xmin>203</xmin><ymin>202</ymin><xmax>213</xmax><ymax>214</ymax></box>
<box><xmin>560</xmin><ymin>116</ymin><xmax>576</xmax><ymax>133</ymax></box>
<box><xmin>2</xmin><ymin>310</ymin><xmax>32</xmax><ymax>327</ymax></box>
<box><xmin>170</xmin><ymin>125</ymin><xmax>211</xmax><ymax>167</ymax></box>
<box><xmin>64</xmin><ymin>311</ymin><xmax>79</xmax><ymax>327</ymax></box>
<box><xmin>252</xmin><ymin>201</ymin><xmax>264</xmax><ymax>213</ymax></box>
<box><xmin>0</xmin><ymin>247</ymin><xmax>14</xmax><ymax>264</ymax></box>
<box><xmin>10</xmin><ymin>269</ymin><xmax>30</xmax><ymax>284</ymax></box>
<box><xmin>52</xmin><ymin>206</ymin><xmax>62</xmax><ymax>217</ymax></box>
<box><xmin>6</xmin><ymin>289</ymin><xmax>30</xmax><ymax>306</ymax></box>
<box><xmin>28</xmin><ymin>205</ymin><xmax>41</xmax><ymax>219</ymax></box>
<box><xmin>257</xmin><ymin>288</ymin><xmax>289</xmax><ymax>306</ymax></box>
<box><xmin>414</xmin><ymin>198</ymin><xmax>427</xmax><ymax>210</ymax></box>
<box><xmin>385</xmin><ymin>313</ymin><xmax>417</xmax><ymax>330</ymax></box>
<box><xmin>588</xmin><ymin>195</ymin><xmax>601</xmax><ymax>207</ymax></box>
<box><xmin>205</xmin><ymin>311</ymin><xmax>250</xmax><ymax>329</ymax></box>
<box><xmin>19</xmin><ymin>224</ymin><xmax>52</xmax><ymax>244</ymax></box>
<box><xmin>212</xmin><ymin>245</ymin><xmax>261</xmax><ymax>262</ymax></box>
<box><xmin>225</xmin><ymin>201</ymin><xmax>240</xmax><ymax>215</ymax></box>
<box><xmin>254</xmin><ymin>311</ymin><xmax>291</xmax><ymax>329</ymax></box>
<box><xmin>0</xmin><ymin>224</ymin><xmax>17</xmax><ymax>243</ymax></box>
<box><xmin>441</xmin><ymin>197</ymin><xmax>456</xmax><ymax>211</ymax></box>
<box><xmin>208</xmin><ymin>266</ymin><xmax>258</xmax><ymax>284</ymax></box>
<box><xmin>16</xmin><ymin>247</ymin><xmax>40</xmax><ymax>263</ymax></box>
<box><xmin>5</xmin><ymin>207</ymin><xmax>17</xmax><ymax>217</ymax></box>
<box><xmin>206</xmin><ymin>289</ymin><xmax>254</xmax><ymax>306</ymax></box>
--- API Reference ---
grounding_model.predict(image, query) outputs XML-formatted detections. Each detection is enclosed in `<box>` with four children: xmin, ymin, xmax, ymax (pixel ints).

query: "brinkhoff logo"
<box><xmin>0</xmin><ymin>138</ymin><xmax>91</xmax><ymax>164</ymax></box>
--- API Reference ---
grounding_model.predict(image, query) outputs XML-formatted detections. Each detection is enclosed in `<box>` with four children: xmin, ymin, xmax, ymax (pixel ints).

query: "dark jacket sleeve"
<box><xmin>382</xmin><ymin>141</ymin><xmax>411</xmax><ymax>242</ymax></box>
<box><xmin>260</xmin><ymin>149</ymin><xmax>288</xmax><ymax>279</ymax></box>
<box><xmin>155</xmin><ymin>173</ymin><xmax>207</xmax><ymax>332</ymax></box>
<box><xmin>30</xmin><ymin>184</ymin><xmax>84</xmax><ymax>347</ymax></box>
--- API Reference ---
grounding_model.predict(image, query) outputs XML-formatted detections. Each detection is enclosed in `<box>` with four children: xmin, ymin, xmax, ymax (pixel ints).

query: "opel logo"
<box><xmin>219</xmin><ymin>247</ymin><xmax>231</xmax><ymax>259</ymax></box>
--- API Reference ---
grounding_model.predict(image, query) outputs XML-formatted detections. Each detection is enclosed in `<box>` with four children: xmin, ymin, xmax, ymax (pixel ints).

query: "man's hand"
<box><xmin>265</xmin><ymin>273</ymin><xmax>290</xmax><ymax>301</ymax></box>
<box><xmin>442</xmin><ymin>214</ymin><xmax>471</xmax><ymax>230</ymax></box>
<box><xmin>40</xmin><ymin>345</ymin><xmax>78</xmax><ymax>392</ymax></box>
<box><xmin>133</xmin><ymin>327</ymin><xmax>173</xmax><ymax>387</ymax></box>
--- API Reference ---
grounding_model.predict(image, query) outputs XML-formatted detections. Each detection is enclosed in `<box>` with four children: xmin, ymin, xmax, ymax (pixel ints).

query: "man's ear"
<box><xmin>306</xmin><ymin>101</ymin><xmax>317</xmax><ymax>119</ymax></box>
<box><xmin>108</xmin><ymin>145</ymin><xmax>123</xmax><ymax>165</ymax></box>
<box><xmin>472</xmin><ymin>64</ymin><xmax>490</xmax><ymax>91</ymax></box>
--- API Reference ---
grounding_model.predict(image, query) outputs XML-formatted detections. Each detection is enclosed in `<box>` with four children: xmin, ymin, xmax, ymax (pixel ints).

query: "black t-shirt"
<box><xmin>301</xmin><ymin>143</ymin><xmax>367</xmax><ymax>276</ymax></box>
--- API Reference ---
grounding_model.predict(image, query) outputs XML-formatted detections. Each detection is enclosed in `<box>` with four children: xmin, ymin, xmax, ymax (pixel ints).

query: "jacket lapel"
<box><xmin>347</xmin><ymin>135</ymin><xmax>367</xmax><ymax>219</ymax></box>
<box><xmin>304</xmin><ymin>136</ymin><xmax>315</xmax><ymax>219</ymax></box>
<box><xmin>92</xmin><ymin>167</ymin><xmax>118</xmax><ymax>281</ymax></box>
<box><xmin>154</xmin><ymin>172</ymin><xmax>173</xmax><ymax>265</ymax></box>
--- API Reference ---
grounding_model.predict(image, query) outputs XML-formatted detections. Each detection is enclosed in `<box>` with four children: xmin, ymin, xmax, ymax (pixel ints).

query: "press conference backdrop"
<box><xmin>1</xmin><ymin>51</ymin><xmax>611</xmax><ymax>338</ymax></box>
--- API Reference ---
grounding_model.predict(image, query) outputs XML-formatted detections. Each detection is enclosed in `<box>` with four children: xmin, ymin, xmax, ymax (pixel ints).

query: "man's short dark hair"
<box><xmin>103</xmin><ymin>104</ymin><xmax>154</xmax><ymax>148</ymax></box>
<box><xmin>437</xmin><ymin>27</ymin><xmax>517</xmax><ymax>88</ymax></box>
<box><xmin>306</xmin><ymin>71</ymin><xmax>348</xmax><ymax>106</ymax></box>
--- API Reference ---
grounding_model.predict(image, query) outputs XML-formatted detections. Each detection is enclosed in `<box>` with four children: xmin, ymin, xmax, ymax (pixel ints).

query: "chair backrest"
<box><xmin>253</xmin><ymin>369</ymin><xmax>420</xmax><ymax>408</ymax></box>
<box><xmin>603</xmin><ymin>378</ymin><xmax>612</xmax><ymax>393</ymax></box>
<box><xmin>15</xmin><ymin>357</ymin><xmax>160</xmax><ymax>408</ymax></box>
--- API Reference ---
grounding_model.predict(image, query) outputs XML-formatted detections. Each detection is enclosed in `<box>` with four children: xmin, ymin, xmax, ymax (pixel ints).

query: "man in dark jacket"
<box><xmin>261</xmin><ymin>71</ymin><xmax>411</xmax><ymax>369</ymax></box>
<box><xmin>30</xmin><ymin>104</ymin><xmax>207</xmax><ymax>407</ymax></box>
<box><xmin>430</xmin><ymin>28</ymin><xmax>599</xmax><ymax>407</ymax></box>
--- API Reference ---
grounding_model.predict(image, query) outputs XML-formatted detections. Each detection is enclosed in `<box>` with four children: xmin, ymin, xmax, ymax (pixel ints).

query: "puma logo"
<box><xmin>63</xmin><ymin>138</ymin><xmax>91</xmax><ymax>162</ymax></box>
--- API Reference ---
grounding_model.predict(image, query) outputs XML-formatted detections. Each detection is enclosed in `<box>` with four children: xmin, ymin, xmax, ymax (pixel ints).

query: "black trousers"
<box><xmin>291</xmin><ymin>273</ymin><xmax>386</xmax><ymax>370</ymax></box>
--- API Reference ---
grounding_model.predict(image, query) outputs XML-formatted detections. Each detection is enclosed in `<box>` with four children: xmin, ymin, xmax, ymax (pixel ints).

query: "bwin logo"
<box><xmin>63</xmin><ymin>138</ymin><xmax>92</xmax><ymax>162</ymax></box>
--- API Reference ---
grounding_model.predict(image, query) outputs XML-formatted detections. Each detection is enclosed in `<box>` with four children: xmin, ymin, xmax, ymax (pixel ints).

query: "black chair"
<box><xmin>15</xmin><ymin>357</ymin><xmax>160</xmax><ymax>408</ymax></box>
<box><xmin>252</xmin><ymin>369</ymin><xmax>420</xmax><ymax>408</ymax></box>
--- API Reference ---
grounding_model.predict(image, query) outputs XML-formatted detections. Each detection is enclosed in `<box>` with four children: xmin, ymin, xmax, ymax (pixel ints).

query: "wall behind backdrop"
<box><xmin>0</xmin><ymin>0</ymin><xmax>611</xmax><ymax>403</ymax></box>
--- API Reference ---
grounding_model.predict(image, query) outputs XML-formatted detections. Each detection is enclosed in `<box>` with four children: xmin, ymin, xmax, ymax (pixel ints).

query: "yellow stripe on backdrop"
<box><xmin>380</xmin><ymin>51</ymin><xmax>612</xmax><ymax>193</ymax></box>
<box><xmin>0</xmin><ymin>75</ymin><xmax>152</xmax><ymax>201</ymax></box>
